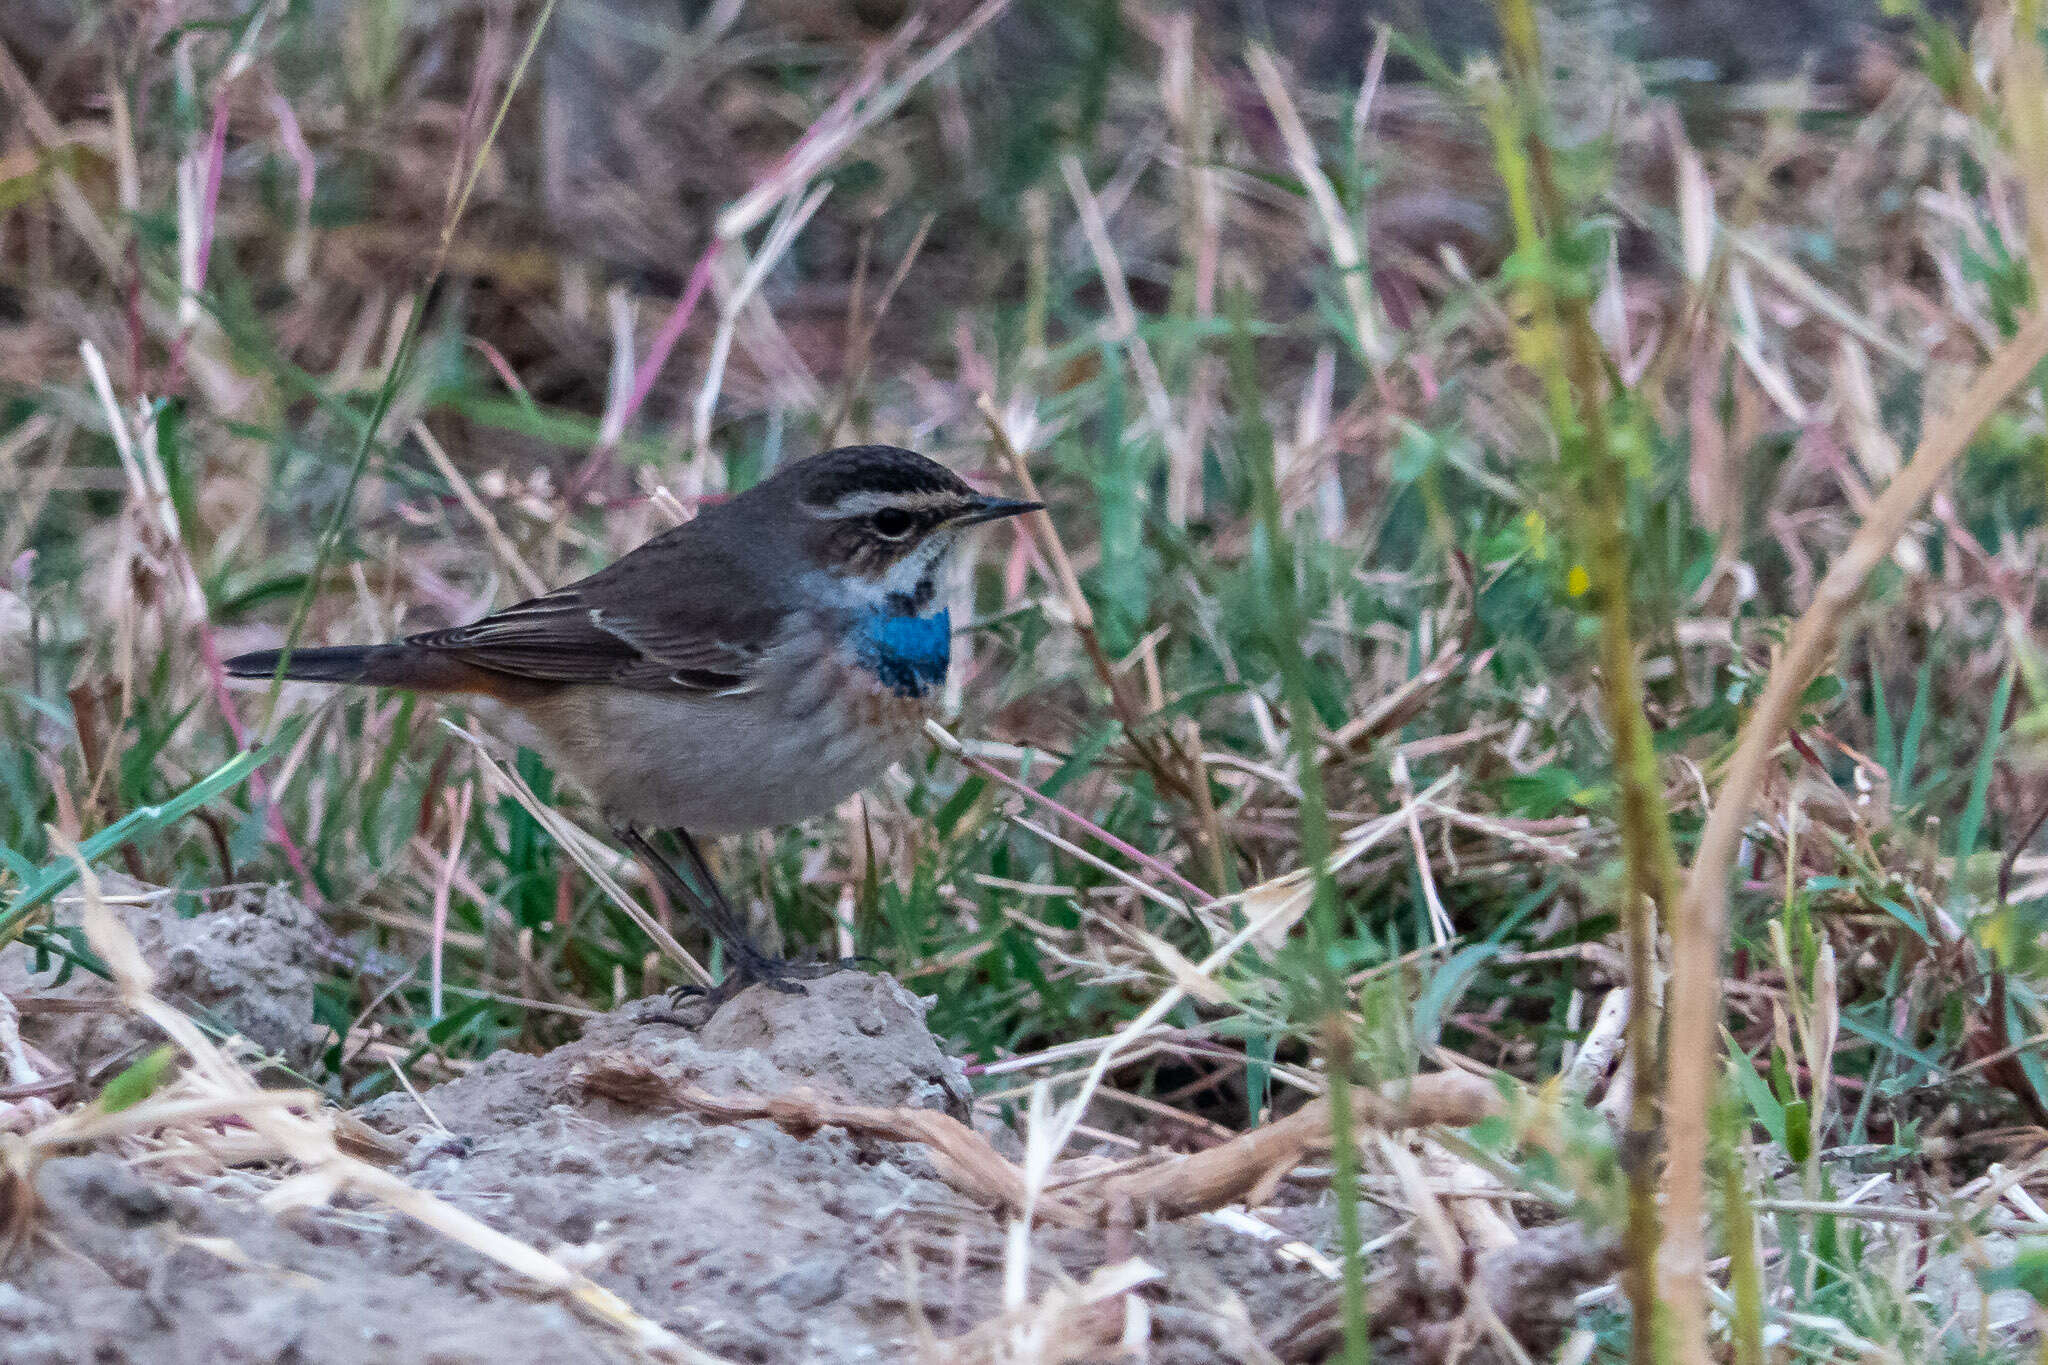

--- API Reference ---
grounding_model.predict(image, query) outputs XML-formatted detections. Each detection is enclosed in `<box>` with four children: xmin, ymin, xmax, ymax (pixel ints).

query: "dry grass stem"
<box><xmin>12</xmin><ymin>6</ymin><xmax>2048</xmax><ymax>1358</ymax></box>
<box><xmin>8</xmin><ymin>836</ymin><xmax>732</xmax><ymax>1364</ymax></box>
<box><xmin>1662</xmin><ymin>304</ymin><xmax>2048</xmax><ymax>1355</ymax></box>
<box><xmin>577</xmin><ymin>1052</ymin><xmax>1500</xmax><ymax>1227</ymax></box>
<box><xmin>445</xmin><ymin>722</ymin><xmax>712</xmax><ymax>987</ymax></box>
<box><xmin>1244</xmin><ymin>46</ymin><xmax>1387</xmax><ymax>370</ymax></box>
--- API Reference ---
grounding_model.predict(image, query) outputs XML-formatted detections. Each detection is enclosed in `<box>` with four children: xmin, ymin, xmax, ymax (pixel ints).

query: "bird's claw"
<box><xmin>663</xmin><ymin>953</ymin><xmax>868</xmax><ymax>1009</ymax></box>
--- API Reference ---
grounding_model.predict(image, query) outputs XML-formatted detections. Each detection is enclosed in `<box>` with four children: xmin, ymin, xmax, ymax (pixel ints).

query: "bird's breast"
<box><xmin>511</xmin><ymin>612</ymin><xmax>946</xmax><ymax>835</ymax></box>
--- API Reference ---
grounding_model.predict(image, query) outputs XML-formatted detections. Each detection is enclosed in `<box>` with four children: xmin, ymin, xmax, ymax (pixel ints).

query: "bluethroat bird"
<box><xmin>226</xmin><ymin>445</ymin><xmax>1039</xmax><ymax>998</ymax></box>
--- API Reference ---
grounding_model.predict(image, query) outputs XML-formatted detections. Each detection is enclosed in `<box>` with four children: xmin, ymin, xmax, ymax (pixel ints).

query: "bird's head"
<box><xmin>770</xmin><ymin>445</ymin><xmax>1039</xmax><ymax>611</ymax></box>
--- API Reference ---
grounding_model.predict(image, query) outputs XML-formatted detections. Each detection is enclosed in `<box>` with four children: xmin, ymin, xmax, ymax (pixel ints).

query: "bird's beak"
<box><xmin>954</xmin><ymin>495</ymin><xmax>1044</xmax><ymax>526</ymax></box>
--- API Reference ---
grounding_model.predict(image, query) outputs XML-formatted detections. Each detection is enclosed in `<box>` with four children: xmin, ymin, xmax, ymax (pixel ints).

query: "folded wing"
<box><xmin>403</xmin><ymin>531</ymin><xmax>785</xmax><ymax>695</ymax></box>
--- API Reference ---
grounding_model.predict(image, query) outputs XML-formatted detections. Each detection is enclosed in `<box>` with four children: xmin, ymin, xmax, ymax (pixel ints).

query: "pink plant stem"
<box><xmin>715</xmin><ymin>26</ymin><xmax>908</xmax><ymax>241</ymax></box>
<box><xmin>450</xmin><ymin>7</ymin><xmax>510</xmax><ymax>213</ymax></box>
<box><xmin>953</xmin><ymin>750</ymin><xmax>1212</xmax><ymax>906</ymax></box>
<box><xmin>566</xmin><ymin>242</ymin><xmax>719</xmax><ymax>498</ymax></box>
<box><xmin>265</xmin><ymin>83</ymin><xmax>316</xmax><ymax>221</ymax></box>
<box><xmin>469</xmin><ymin>338</ymin><xmax>531</xmax><ymax>404</ymax></box>
<box><xmin>568</xmin><ymin>18</ymin><xmax>915</xmax><ymax>495</ymax></box>
<box><xmin>162</xmin><ymin>76</ymin><xmax>235</xmax><ymax>394</ymax></box>
<box><xmin>194</xmin><ymin>90</ymin><xmax>230</xmax><ymax>292</ymax></box>
<box><xmin>151</xmin><ymin>70</ymin><xmax>321</xmax><ymax>895</ymax></box>
<box><xmin>620</xmin><ymin>243</ymin><xmax>720</xmax><ymax>435</ymax></box>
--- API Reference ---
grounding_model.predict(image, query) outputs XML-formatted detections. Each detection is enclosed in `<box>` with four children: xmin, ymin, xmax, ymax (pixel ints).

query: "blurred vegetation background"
<box><xmin>8</xmin><ymin>0</ymin><xmax>2048</xmax><ymax>1358</ymax></box>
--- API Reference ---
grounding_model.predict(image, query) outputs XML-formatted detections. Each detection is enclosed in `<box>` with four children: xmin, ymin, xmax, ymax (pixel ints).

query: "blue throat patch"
<box><xmin>852</xmin><ymin>608</ymin><xmax>951</xmax><ymax>699</ymax></box>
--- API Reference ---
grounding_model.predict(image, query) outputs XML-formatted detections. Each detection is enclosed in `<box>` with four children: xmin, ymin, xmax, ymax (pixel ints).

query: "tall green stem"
<box><xmin>1717</xmin><ymin>1088</ymin><xmax>1765</xmax><ymax>1365</ymax></box>
<box><xmin>1483</xmin><ymin>4</ymin><xmax>1686</xmax><ymax>1361</ymax></box>
<box><xmin>1229</xmin><ymin>291</ymin><xmax>1368</xmax><ymax>1364</ymax></box>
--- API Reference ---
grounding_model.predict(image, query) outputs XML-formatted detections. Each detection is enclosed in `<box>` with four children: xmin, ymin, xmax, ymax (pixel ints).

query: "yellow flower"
<box><xmin>1566</xmin><ymin>564</ymin><xmax>1591</xmax><ymax>597</ymax></box>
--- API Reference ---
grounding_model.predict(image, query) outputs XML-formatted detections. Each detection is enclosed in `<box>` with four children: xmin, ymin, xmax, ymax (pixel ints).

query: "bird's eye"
<box><xmin>870</xmin><ymin>507</ymin><xmax>915</xmax><ymax>540</ymax></box>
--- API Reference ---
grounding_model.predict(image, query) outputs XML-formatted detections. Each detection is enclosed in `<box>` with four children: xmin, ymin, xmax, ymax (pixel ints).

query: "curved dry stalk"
<box><xmin>576</xmin><ymin>1052</ymin><xmax>1502</xmax><ymax>1227</ymax></box>
<box><xmin>1659</xmin><ymin>305</ymin><xmax>2048</xmax><ymax>1360</ymax></box>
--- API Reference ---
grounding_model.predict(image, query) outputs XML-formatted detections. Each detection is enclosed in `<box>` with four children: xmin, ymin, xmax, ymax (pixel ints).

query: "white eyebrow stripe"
<box><xmin>822</xmin><ymin>489</ymin><xmax>958</xmax><ymax>518</ymax></box>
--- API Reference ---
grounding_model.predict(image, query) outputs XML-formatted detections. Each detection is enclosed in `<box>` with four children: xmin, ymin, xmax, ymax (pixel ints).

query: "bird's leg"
<box><xmin>668</xmin><ymin>827</ymin><xmax>809</xmax><ymax>995</ymax></box>
<box><xmin>614</xmin><ymin>825</ymin><xmax>797</xmax><ymax>1001</ymax></box>
<box><xmin>667</xmin><ymin>829</ymin><xmax>868</xmax><ymax>994</ymax></box>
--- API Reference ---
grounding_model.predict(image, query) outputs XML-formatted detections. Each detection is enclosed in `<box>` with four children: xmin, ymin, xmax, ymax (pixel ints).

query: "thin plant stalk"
<box><xmin>1227</xmin><ymin>288</ymin><xmax>1368</xmax><ymax>1364</ymax></box>
<box><xmin>1715</xmin><ymin>1087</ymin><xmax>1765</xmax><ymax>1365</ymax></box>
<box><xmin>266</xmin><ymin>0</ymin><xmax>559</xmax><ymax>709</ymax></box>
<box><xmin>977</xmin><ymin>394</ymin><xmax>1229</xmax><ymax>886</ymax></box>
<box><xmin>1483</xmin><ymin>3</ymin><xmax>1686</xmax><ymax>1359</ymax></box>
<box><xmin>924</xmin><ymin>721</ymin><xmax>1211</xmax><ymax>906</ymax></box>
<box><xmin>1664</xmin><ymin>12</ymin><xmax>2048</xmax><ymax>1347</ymax></box>
<box><xmin>1659</xmin><ymin>305</ymin><xmax>2048</xmax><ymax>1360</ymax></box>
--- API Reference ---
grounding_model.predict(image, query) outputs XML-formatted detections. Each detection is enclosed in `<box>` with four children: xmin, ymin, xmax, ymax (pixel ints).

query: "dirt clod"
<box><xmin>10</xmin><ymin>1155</ymin><xmax>618</xmax><ymax>1365</ymax></box>
<box><xmin>4</xmin><ymin>962</ymin><xmax>1581</xmax><ymax>1362</ymax></box>
<box><xmin>4</xmin><ymin>876</ymin><xmax>326</xmax><ymax>1085</ymax></box>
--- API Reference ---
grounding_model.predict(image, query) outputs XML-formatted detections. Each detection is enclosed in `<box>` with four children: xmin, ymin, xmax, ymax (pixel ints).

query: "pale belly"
<box><xmin>511</xmin><ymin>646</ymin><xmax>931</xmax><ymax>834</ymax></box>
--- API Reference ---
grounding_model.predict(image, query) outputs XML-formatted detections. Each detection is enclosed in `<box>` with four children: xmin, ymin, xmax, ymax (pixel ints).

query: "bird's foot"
<box><xmin>663</xmin><ymin>953</ymin><xmax>871</xmax><ymax>1009</ymax></box>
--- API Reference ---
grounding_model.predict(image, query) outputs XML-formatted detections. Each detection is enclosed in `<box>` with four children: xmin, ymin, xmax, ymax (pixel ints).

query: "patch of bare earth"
<box><xmin>4</xmin><ymin>885</ymin><xmax>1612</xmax><ymax>1363</ymax></box>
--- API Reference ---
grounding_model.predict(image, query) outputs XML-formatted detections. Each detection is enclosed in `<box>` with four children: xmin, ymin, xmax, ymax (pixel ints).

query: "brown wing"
<box><xmin>403</xmin><ymin>522</ymin><xmax>787</xmax><ymax>694</ymax></box>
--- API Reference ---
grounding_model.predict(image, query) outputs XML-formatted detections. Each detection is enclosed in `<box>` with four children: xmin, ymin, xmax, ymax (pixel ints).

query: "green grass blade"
<box><xmin>1869</xmin><ymin>656</ymin><xmax>1895</xmax><ymax>782</ymax></box>
<box><xmin>1896</xmin><ymin>647</ymin><xmax>1937</xmax><ymax>808</ymax></box>
<box><xmin>1952</xmin><ymin>659</ymin><xmax>2015</xmax><ymax>859</ymax></box>
<box><xmin>0</xmin><ymin>716</ymin><xmax>305</xmax><ymax>940</ymax></box>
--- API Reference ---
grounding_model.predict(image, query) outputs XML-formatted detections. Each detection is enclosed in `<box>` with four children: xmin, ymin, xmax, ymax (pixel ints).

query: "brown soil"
<box><xmin>4</xmin><ymin>889</ymin><xmax>1611</xmax><ymax>1363</ymax></box>
<box><xmin>3</xmin><ymin>877</ymin><xmax>328</xmax><ymax>1085</ymax></box>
